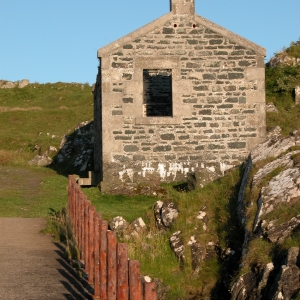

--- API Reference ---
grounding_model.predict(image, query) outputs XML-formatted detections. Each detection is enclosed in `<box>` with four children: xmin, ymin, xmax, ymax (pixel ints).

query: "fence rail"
<box><xmin>68</xmin><ymin>175</ymin><xmax>157</xmax><ymax>300</ymax></box>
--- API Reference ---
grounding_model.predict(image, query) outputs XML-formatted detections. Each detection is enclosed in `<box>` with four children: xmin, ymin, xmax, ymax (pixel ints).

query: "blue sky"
<box><xmin>1</xmin><ymin>0</ymin><xmax>299</xmax><ymax>85</ymax></box>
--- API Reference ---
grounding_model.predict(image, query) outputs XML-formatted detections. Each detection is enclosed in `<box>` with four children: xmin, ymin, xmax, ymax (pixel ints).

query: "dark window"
<box><xmin>143</xmin><ymin>69</ymin><xmax>172</xmax><ymax>117</ymax></box>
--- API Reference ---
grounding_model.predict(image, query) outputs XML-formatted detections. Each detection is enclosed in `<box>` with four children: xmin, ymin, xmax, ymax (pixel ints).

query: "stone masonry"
<box><xmin>93</xmin><ymin>0</ymin><xmax>266</xmax><ymax>192</ymax></box>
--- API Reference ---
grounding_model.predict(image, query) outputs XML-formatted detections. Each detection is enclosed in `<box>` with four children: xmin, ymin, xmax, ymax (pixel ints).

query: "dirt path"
<box><xmin>0</xmin><ymin>218</ymin><xmax>91</xmax><ymax>300</ymax></box>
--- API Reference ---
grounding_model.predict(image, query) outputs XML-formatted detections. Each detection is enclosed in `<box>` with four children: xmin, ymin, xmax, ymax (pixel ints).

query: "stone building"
<box><xmin>93</xmin><ymin>0</ymin><xmax>266</xmax><ymax>191</ymax></box>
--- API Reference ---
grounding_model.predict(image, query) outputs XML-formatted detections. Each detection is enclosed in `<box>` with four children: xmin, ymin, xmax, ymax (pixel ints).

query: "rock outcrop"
<box><xmin>53</xmin><ymin>121</ymin><xmax>94</xmax><ymax>174</ymax></box>
<box><xmin>0</xmin><ymin>79</ymin><xmax>29</xmax><ymax>89</ymax></box>
<box><xmin>231</xmin><ymin>248</ymin><xmax>300</xmax><ymax>300</ymax></box>
<box><xmin>232</xmin><ymin>128</ymin><xmax>300</xmax><ymax>299</ymax></box>
<box><xmin>154</xmin><ymin>200</ymin><xmax>179</xmax><ymax>230</ymax></box>
<box><xmin>28</xmin><ymin>152</ymin><xmax>52</xmax><ymax>167</ymax></box>
<box><xmin>269</xmin><ymin>54</ymin><xmax>300</xmax><ymax>67</ymax></box>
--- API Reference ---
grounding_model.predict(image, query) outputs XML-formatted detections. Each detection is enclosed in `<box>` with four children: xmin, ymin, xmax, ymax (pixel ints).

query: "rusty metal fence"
<box><xmin>68</xmin><ymin>175</ymin><xmax>157</xmax><ymax>300</ymax></box>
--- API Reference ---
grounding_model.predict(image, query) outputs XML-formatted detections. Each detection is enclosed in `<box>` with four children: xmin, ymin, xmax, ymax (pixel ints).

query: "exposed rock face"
<box><xmin>251</xmin><ymin>151</ymin><xmax>298</xmax><ymax>187</ymax></box>
<box><xmin>53</xmin><ymin>121</ymin><xmax>94</xmax><ymax>173</ymax></box>
<box><xmin>0</xmin><ymin>79</ymin><xmax>29</xmax><ymax>89</ymax></box>
<box><xmin>269</xmin><ymin>54</ymin><xmax>300</xmax><ymax>67</ymax></box>
<box><xmin>231</xmin><ymin>247</ymin><xmax>300</xmax><ymax>299</ymax></box>
<box><xmin>251</xmin><ymin>134</ymin><xmax>298</xmax><ymax>164</ymax></box>
<box><xmin>233</xmin><ymin>128</ymin><xmax>300</xmax><ymax>299</ymax></box>
<box><xmin>253</xmin><ymin>167</ymin><xmax>300</xmax><ymax>231</ymax></box>
<box><xmin>230</xmin><ymin>272</ymin><xmax>257</xmax><ymax>300</ymax></box>
<box><xmin>261</xmin><ymin>215</ymin><xmax>300</xmax><ymax>244</ymax></box>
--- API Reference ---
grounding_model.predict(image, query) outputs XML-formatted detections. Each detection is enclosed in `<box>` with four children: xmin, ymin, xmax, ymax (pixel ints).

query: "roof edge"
<box><xmin>194</xmin><ymin>15</ymin><xmax>266</xmax><ymax>56</ymax></box>
<box><xmin>97</xmin><ymin>12</ymin><xmax>173</xmax><ymax>58</ymax></box>
<box><xmin>97</xmin><ymin>12</ymin><xmax>266</xmax><ymax>58</ymax></box>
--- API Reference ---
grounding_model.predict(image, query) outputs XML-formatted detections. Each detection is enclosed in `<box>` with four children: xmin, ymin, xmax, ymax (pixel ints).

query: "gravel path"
<box><xmin>0</xmin><ymin>218</ymin><xmax>91</xmax><ymax>300</ymax></box>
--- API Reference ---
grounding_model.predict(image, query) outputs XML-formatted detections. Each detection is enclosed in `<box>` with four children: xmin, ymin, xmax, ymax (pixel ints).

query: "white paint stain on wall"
<box><xmin>157</xmin><ymin>163</ymin><xmax>167</xmax><ymax>180</ymax></box>
<box><xmin>118</xmin><ymin>160</ymin><xmax>231</xmax><ymax>182</ymax></box>
<box><xmin>142</xmin><ymin>162</ymin><xmax>155</xmax><ymax>177</ymax></box>
<box><xmin>141</xmin><ymin>161</ymin><xmax>193</xmax><ymax>181</ymax></box>
<box><xmin>119</xmin><ymin>166</ymin><xmax>134</xmax><ymax>182</ymax></box>
<box><xmin>220</xmin><ymin>161</ymin><xmax>231</xmax><ymax>176</ymax></box>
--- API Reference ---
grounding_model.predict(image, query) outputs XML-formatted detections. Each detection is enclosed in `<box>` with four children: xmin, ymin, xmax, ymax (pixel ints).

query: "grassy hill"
<box><xmin>1</xmin><ymin>39</ymin><xmax>300</xmax><ymax>299</ymax></box>
<box><xmin>266</xmin><ymin>38</ymin><xmax>300</xmax><ymax>135</ymax></box>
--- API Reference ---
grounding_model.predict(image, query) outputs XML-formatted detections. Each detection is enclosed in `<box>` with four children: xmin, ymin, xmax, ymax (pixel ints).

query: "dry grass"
<box><xmin>0</xmin><ymin>149</ymin><xmax>15</xmax><ymax>165</ymax></box>
<box><xmin>0</xmin><ymin>106</ymin><xmax>42</xmax><ymax>112</ymax></box>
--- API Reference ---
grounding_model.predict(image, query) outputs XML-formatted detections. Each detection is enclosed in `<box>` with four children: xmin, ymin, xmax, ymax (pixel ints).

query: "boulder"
<box><xmin>187</xmin><ymin>167</ymin><xmax>221</xmax><ymax>190</ymax></box>
<box><xmin>266</xmin><ymin>102</ymin><xmax>278</xmax><ymax>113</ymax></box>
<box><xmin>28</xmin><ymin>153</ymin><xmax>52</xmax><ymax>167</ymax></box>
<box><xmin>48</xmin><ymin>146</ymin><xmax>58</xmax><ymax>154</ymax></box>
<box><xmin>127</xmin><ymin>217</ymin><xmax>146</xmax><ymax>236</ymax></box>
<box><xmin>196</xmin><ymin>206</ymin><xmax>208</xmax><ymax>231</ymax></box>
<box><xmin>109</xmin><ymin>216</ymin><xmax>128</xmax><ymax>233</ymax></box>
<box><xmin>170</xmin><ymin>231</ymin><xmax>185</xmax><ymax>267</ymax></box>
<box><xmin>187</xmin><ymin>236</ymin><xmax>206</xmax><ymax>271</ymax></box>
<box><xmin>161</xmin><ymin>202</ymin><xmax>178</xmax><ymax>228</ymax></box>
<box><xmin>261</xmin><ymin>215</ymin><xmax>300</xmax><ymax>244</ymax></box>
<box><xmin>154</xmin><ymin>201</ymin><xmax>165</xmax><ymax>230</ymax></box>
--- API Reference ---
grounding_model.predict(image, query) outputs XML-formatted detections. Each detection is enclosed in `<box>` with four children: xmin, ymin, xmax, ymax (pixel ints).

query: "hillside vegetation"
<box><xmin>266</xmin><ymin>38</ymin><xmax>300</xmax><ymax>135</ymax></box>
<box><xmin>0</xmin><ymin>39</ymin><xmax>300</xmax><ymax>299</ymax></box>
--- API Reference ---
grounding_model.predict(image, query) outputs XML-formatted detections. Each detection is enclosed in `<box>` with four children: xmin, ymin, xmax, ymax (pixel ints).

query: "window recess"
<box><xmin>143</xmin><ymin>69</ymin><xmax>172</xmax><ymax>117</ymax></box>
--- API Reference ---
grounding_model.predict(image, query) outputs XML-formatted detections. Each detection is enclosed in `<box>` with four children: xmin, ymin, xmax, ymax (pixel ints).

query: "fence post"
<box><xmin>144</xmin><ymin>282</ymin><xmax>157</xmax><ymax>300</ymax></box>
<box><xmin>75</xmin><ymin>188</ymin><xmax>79</xmax><ymax>244</ymax></box>
<box><xmin>79</xmin><ymin>194</ymin><xmax>85</xmax><ymax>259</ymax></box>
<box><xmin>68</xmin><ymin>175</ymin><xmax>74</xmax><ymax>225</ymax></box>
<box><xmin>129</xmin><ymin>260</ymin><xmax>142</xmax><ymax>300</ymax></box>
<box><xmin>100</xmin><ymin>220</ymin><xmax>108</xmax><ymax>300</ymax></box>
<box><xmin>84</xmin><ymin>201</ymin><xmax>90</xmax><ymax>276</ymax></box>
<box><xmin>107</xmin><ymin>231</ymin><xmax>117</xmax><ymax>300</ymax></box>
<box><xmin>117</xmin><ymin>243</ymin><xmax>129</xmax><ymax>300</ymax></box>
<box><xmin>88</xmin><ymin>207</ymin><xmax>95</xmax><ymax>284</ymax></box>
<box><xmin>68</xmin><ymin>175</ymin><xmax>71</xmax><ymax>219</ymax></box>
<box><xmin>67</xmin><ymin>180</ymin><xmax>156</xmax><ymax>300</ymax></box>
<box><xmin>93</xmin><ymin>213</ymin><xmax>101</xmax><ymax>299</ymax></box>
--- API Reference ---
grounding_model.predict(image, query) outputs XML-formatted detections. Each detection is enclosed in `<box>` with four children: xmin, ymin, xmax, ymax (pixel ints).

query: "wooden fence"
<box><xmin>68</xmin><ymin>175</ymin><xmax>157</xmax><ymax>300</ymax></box>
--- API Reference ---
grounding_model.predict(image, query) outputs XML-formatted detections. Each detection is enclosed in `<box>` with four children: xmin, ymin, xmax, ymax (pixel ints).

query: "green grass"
<box><xmin>115</xmin><ymin>169</ymin><xmax>244</xmax><ymax>299</ymax></box>
<box><xmin>0</xmin><ymin>83</ymin><xmax>93</xmax><ymax>154</ymax></box>
<box><xmin>0</xmin><ymin>166</ymin><xmax>68</xmax><ymax>217</ymax></box>
<box><xmin>83</xmin><ymin>187</ymin><xmax>157</xmax><ymax>223</ymax></box>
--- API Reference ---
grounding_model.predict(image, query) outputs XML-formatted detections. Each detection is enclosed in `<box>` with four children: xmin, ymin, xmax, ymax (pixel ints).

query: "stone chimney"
<box><xmin>170</xmin><ymin>0</ymin><xmax>195</xmax><ymax>15</ymax></box>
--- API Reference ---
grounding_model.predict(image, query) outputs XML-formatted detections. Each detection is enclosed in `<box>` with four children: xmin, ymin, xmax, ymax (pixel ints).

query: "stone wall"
<box><xmin>94</xmin><ymin>13</ymin><xmax>266</xmax><ymax>191</ymax></box>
